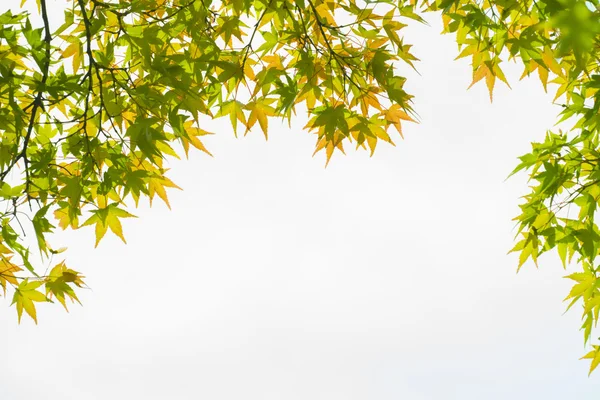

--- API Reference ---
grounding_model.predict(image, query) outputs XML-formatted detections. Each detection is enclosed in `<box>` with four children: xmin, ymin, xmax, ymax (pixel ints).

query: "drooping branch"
<box><xmin>0</xmin><ymin>0</ymin><xmax>53</xmax><ymax>189</ymax></box>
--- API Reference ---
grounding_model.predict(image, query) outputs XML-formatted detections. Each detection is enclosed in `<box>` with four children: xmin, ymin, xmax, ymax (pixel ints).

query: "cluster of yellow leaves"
<box><xmin>10</xmin><ymin>262</ymin><xmax>84</xmax><ymax>324</ymax></box>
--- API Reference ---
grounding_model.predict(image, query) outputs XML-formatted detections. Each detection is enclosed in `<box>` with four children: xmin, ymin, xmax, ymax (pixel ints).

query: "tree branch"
<box><xmin>0</xmin><ymin>0</ymin><xmax>53</xmax><ymax>187</ymax></box>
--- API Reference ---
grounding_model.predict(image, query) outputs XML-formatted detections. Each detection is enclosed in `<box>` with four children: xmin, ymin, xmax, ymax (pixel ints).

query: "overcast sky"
<box><xmin>2</xmin><ymin>0</ymin><xmax>599</xmax><ymax>399</ymax></box>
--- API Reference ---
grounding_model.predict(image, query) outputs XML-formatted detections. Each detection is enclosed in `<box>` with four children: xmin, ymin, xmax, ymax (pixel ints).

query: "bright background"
<box><xmin>2</xmin><ymin>0</ymin><xmax>599</xmax><ymax>398</ymax></box>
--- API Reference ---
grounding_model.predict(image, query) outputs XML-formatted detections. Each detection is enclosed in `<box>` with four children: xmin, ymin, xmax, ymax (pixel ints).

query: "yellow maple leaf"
<box><xmin>182</xmin><ymin>121</ymin><xmax>213</xmax><ymax>157</ymax></box>
<box><xmin>246</xmin><ymin>101</ymin><xmax>276</xmax><ymax>139</ymax></box>
<box><xmin>82</xmin><ymin>205</ymin><xmax>137</xmax><ymax>247</ymax></box>
<box><xmin>0</xmin><ymin>257</ymin><xmax>21</xmax><ymax>296</ymax></box>
<box><xmin>148</xmin><ymin>175</ymin><xmax>182</xmax><ymax>209</ymax></box>
<box><xmin>383</xmin><ymin>104</ymin><xmax>414</xmax><ymax>137</ymax></box>
<box><xmin>581</xmin><ymin>346</ymin><xmax>600</xmax><ymax>376</ymax></box>
<box><xmin>12</xmin><ymin>280</ymin><xmax>48</xmax><ymax>324</ymax></box>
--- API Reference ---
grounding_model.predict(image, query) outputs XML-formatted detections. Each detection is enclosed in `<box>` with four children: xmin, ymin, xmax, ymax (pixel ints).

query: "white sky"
<box><xmin>2</xmin><ymin>0</ymin><xmax>599</xmax><ymax>398</ymax></box>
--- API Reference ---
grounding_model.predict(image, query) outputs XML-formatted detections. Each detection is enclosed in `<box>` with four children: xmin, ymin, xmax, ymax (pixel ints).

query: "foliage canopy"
<box><xmin>2</xmin><ymin>0</ymin><xmax>600</xmax><ymax>374</ymax></box>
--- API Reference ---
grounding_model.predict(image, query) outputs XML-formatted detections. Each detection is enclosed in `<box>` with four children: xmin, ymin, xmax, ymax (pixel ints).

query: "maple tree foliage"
<box><xmin>1</xmin><ymin>0</ymin><xmax>600</xmax><ymax>373</ymax></box>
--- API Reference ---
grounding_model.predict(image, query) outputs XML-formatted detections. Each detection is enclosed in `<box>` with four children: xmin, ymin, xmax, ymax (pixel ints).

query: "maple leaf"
<box><xmin>82</xmin><ymin>204</ymin><xmax>137</xmax><ymax>247</ymax></box>
<box><xmin>45</xmin><ymin>261</ymin><xmax>84</xmax><ymax>311</ymax></box>
<box><xmin>182</xmin><ymin>120</ymin><xmax>213</xmax><ymax>157</ymax></box>
<box><xmin>581</xmin><ymin>346</ymin><xmax>600</xmax><ymax>376</ymax></box>
<box><xmin>148</xmin><ymin>174</ymin><xmax>182</xmax><ymax>209</ymax></box>
<box><xmin>0</xmin><ymin>257</ymin><xmax>21</xmax><ymax>296</ymax></box>
<box><xmin>216</xmin><ymin>101</ymin><xmax>247</xmax><ymax>136</ymax></box>
<box><xmin>11</xmin><ymin>280</ymin><xmax>48</xmax><ymax>323</ymax></box>
<box><xmin>245</xmin><ymin>100</ymin><xmax>277</xmax><ymax>139</ymax></box>
<box><xmin>382</xmin><ymin>104</ymin><xmax>415</xmax><ymax>138</ymax></box>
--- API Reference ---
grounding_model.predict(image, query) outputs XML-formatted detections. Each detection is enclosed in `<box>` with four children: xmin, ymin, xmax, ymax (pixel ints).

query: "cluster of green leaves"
<box><xmin>2</xmin><ymin>0</ymin><xmax>600</xmax><ymax>374</ymax></box>
<box><xmin>426</xmin><ymin>0</ymin><xmax>600</xmax><ymax>375</ymax></box>
<box><xmin>0</xmin><ymin>0</ymin><xmax>420</xmax><ymax>323</ymax></box>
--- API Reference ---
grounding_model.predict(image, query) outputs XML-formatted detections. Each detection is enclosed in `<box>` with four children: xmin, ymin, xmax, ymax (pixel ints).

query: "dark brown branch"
<box><xmin>0</xmin><ymin>0</ymin><xmax>53</xmax><ymax>187</ymax></box>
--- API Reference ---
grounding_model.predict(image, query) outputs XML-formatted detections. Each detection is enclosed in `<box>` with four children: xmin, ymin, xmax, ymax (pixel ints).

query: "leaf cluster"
<box><xmin>2</xmin><ymin>0</ymin><xmax>600</xmax><ymax>375</ymax></box>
